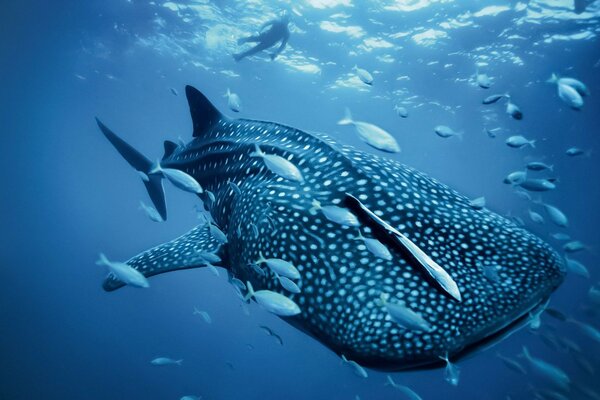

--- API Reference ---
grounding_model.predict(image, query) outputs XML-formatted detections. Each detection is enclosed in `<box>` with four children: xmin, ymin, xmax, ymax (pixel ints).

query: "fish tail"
<box><xmin>250</xmin><ymin>143</ymin><xmax>263</xmax><ymax>158</ymax></box>
<box><xmin>176</xmin><ymin>360</ymin><xmax>183</xmax><ymax>366</ymax></box>
<box><xmin>245</xmin><ymin>281</ymin><xmax>255</xmax><ymax>301</ymax></box>
<box><xmin>96</xmin><ymin>118</ymin><xmax>167</xmax><ymax>220</ymax></box>
<box><xmin>456</xmin><ymin>131</ymin><xmax>465</xmax><ymax>141</ymax></box>
<box><xmin>96</xmin><ymin>253</ymin><xmax>109</xmax><ymax>266</ymax></box>
<box><xmin>529</xmin><ymin>140</ymin><xmax>536</xmax><ymax>148</ymax></box>
<box><xmin>547</xmin><ymin>73</ymin><xmax>558</xmax><ymax>84</ymax></box>
<box><xmin>337</xmin><ymin>108</ymin><xmax>353</xmax><ymax>126</ymax></box>
<box><xmin>521</xmin><ymin>346</ymin><xmax>531</xmax><ymax>360</ymax></box>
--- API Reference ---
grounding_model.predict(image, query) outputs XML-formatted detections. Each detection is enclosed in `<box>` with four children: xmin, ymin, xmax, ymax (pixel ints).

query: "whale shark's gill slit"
<box><xmin>102</xmin><ymin>224</ymin><xmax>224</xmax><ymax>292</ymax></box>
<box><xmin>343</xmin><ymin>193</ymin><xmax>462</xmax><ymax>302</ymax></box>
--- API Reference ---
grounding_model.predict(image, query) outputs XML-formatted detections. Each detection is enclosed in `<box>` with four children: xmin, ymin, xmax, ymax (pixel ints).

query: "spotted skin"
<box><xmin>100</xmin><ymin>86</ymin><xmax>565</xmax><ymax>370</ymax></box>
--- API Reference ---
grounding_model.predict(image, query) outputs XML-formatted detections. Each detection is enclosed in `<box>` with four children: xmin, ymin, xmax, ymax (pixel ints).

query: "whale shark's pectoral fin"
<box><xmin>344</xmin><ymin>194</ymin><xmax>462</xmax><ymax>302</ymax></box>
<box><xmin>103</xmin><ymin>224</ymin><xmax>224</xmax><ymax>291</ymax></box>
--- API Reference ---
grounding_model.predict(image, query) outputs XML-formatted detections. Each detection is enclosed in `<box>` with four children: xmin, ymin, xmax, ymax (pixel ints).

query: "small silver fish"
<box><xmin>563</xmin><ymin>241</ymin><xmax>585</xmax><ymax>253</ymax></box>
<box><xmin>278</xmin><ymin>275</ymin><xmax>301</xmax><ymax>294</ymax></box>
<box><xmin>207</xmin><ymin>223</ymin><xmax>228</xmax><ymax>244</ymax></box>
<box><xmin>341</xmin><ymin>354</ymin><xmax>368</xmax><ymax>378</ymax></box>
<box><xmin>151</xmin><ymin>163</ymin><xmax>203</xmax><ymax>194</ymax></box>
<box><xmin>528</xmin><ymin>209</ymin><xmax>544</xmax><ymax>224</ymax></box>
<box><xmin>394</xmin><ymin>105</ymin><xmax>409</xmax><ymax>118</ymax></box>
<box><xmin>565</xmin><ymin>258</ymin><xmax>589</xmax><ymax>279</ymax></box>
<box><xmin>255</xmin><ymin>252</ymin><xmax>300</xmax><ymax>280</ymax></box>
<box><xmin>526</xmin><ymin>162</ymin><xmax>553</xmax><ymax>172</ymax></box>
<box><xmin>353</xmin><ymin>65</ymin><xmax>373</xmax><ymax>85</ymax></box>
<box><xmin>504</xmin><ymin>171</ymin><xmax>527</xmax><ymax>185</ymax></box>
<box><xmin>224</xmin><ymin>88</ymin><xmax>241</xmax><ymax>112</ymax></box>
<box><xmin>96</xmin><ymin>253</ymin><xmax>149</xmax><ymax>288</ymax></box>
<box><xmin>354</xmin><ymin>230</ymin><xmax>392</xmax><ymax>260</ymax></box>
<box><xmin>151</xmin><ymin>357</ymin><xmax>182</xmax><ymax>366</ymax></box>
<box><xmin>469</xmin><ymin>196</ymin><xmax>486</xmax><ymax>210</ymax></box>
<box><xmin>312</xmin><ymin>199</ymin><xmax>360</xmax><ymax>227</ymax></box>
<box><xmin>245</xmin><ymin>281</ymin><xmax>301</xmax><ymax>316</ymax></box>
<box><xmin>139</xmin><ymin>201</ymin><xmax>163</xmax><ymax>222</ymax></box>
<box><xmin>434</xmin><ymin>125</ymin><xmax>463</xmax><ymax>139</ymax></box>
<box><xmin>439</xmin><ymin>353</ymin><xmax>460</xmax><ymax>386</ymax></box>
<box><xmin>505</xmin><ymin>97</ymin><xmax>523</xmax><ymax>120</ymax></box>
<box><xmin>518</xmin><ymin>179</ymin><xmax>556</xmax><ymax>192</ymax></box>
<box><xmin>380</xmin><ymin>293</ymin><xmax>433</xmax><ymax>332</ymax></box>
<box><xmin>193</xmin><ymin>307</ymin><xmax>212</xmax><ymax>324</ymax></box>
<box><xmin>338</xmin><ymin>109</ymin><xmax>400</xmax><ymax>153</ymax></box>
<box><xmin>521</xmin><ymin>347</ymin><xmax>570</xmax><ymax>391</ymax></box>
<box><xmin>482</xmin><ymin>93</ymin><xmax>506</xmax><ymax>104</ymax></box>
<box><xmin>506</xmin><ymin>135</ymin><xmax>535</xmax><ymax>149</ymax></box>
<box><xmin>250</xmin><ymin>144</ymin><xmax>304</xmax><ymax>182</ymax></box>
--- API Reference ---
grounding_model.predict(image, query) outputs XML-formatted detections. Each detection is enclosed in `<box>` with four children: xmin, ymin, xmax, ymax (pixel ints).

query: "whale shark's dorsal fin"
<box><xmin>102</xmin><ymin>224</ymin><xmax>224</xmax><ymax>291</ymax></box>
<box><xmin>185</xmin><ymin>85</ymin><xmax>224</xmax><ymax>137</ymax></box>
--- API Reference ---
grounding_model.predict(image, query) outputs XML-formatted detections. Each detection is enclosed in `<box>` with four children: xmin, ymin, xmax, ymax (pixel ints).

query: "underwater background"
<box><xmin>2</xmin><ymin>0</ymin><xmax>600</xmax><ymax>399</ymax></box>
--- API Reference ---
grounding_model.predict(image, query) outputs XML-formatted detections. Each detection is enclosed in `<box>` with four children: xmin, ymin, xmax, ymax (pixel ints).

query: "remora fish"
<box><xmin>95</xmin><ymin>85</ymin><xmax>565</xmax><ymax>370</ymax></box>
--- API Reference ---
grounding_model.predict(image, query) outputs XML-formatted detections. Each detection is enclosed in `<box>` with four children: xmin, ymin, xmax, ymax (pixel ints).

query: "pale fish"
<box><xmin>250</xmin><ymin>144</ymin><xmax>304</xmax><ymax>182</ymax></box>
<box><xmin>439</xmin><ymin>353</ymin><xmax>460</xmax><ymax>386</ymax></box>
<box><xmin>255</xmin><ymin>252</ymin><xmax>300</xmax><ymax>280</ymax></box>
<box><xmin>354</xmin><ymin>230</ymin><xmax>393</xmax><ymax>260</ymax></box>
<box><xmin>506</xmin><ymin>135</ymin><xmax>535</xmax><ymax>149</ymax></box>
<box><xmin>341</xmin><ymin>354</ymin><xmax>368</xmax><ymax>378</ymax></box>
<box><xmin>521</xmin><ymin>347</ymin><xmax>570</xmax><ymax>391</ymax></box>
<box><xmin>353</xmin><ymin>65</ymin><xmax>373</xmax><ymax>85</ymax></box>
<box><xmin>469</xmin><ymin>196</ymin><xmax>486</xmax><ymax>210</ymax></box>
<box><xmin>151</xmin><ymin>357</ymin><xmax>183</xmax><ymax>366</ymax></box>
<box><xmin>379</xmin><ymin>293</ymin><xmax>433</xmax><ymax>332</ymax></box>
<box><xmin>224</xmin><ymin>88</ymin><xmax>242</xmax><ymax>112</ymax></box>
<box><xmin>311</xmin><ymin>199</ymin><xmax>360</xmax><ymax>227</ymax></box>
<box><xmin>434</xmin><ymin>125</ymin><xmax>463</xmax><ymax>140</ymax></box>
<box><xmin>338</xmin><ymin>108</ymin><xmax>400</xmax><ymax>153</ymax></box>
<box><xmin>245</xmin><ymin>281</ymin><xmax>301</xmax><ymax>317</ymax></box>
<box><xmin>151</xmin><ymin>163</ymin><xmax>203</xmax><ymax>194</ymax></box>
<box><xmin>565</xmin><ymin>258</ymin><xmax>589</xmax><ymax>279</ymax></box>
<box><xmin>96</xmin><ymin>253</ymin><xmax>149</xmax><ymax>288</ymax></box>
<box><xmin>139</xmin><ymin>201</ymin><xmax>163</xmax><ymax>222</ymax></box>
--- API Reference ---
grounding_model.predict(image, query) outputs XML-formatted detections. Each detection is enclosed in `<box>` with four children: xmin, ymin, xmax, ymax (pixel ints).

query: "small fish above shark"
<box><xmin>95</xmin><ymin>85</ymin><xmax>565</xmax><ymax>370</ymax></box>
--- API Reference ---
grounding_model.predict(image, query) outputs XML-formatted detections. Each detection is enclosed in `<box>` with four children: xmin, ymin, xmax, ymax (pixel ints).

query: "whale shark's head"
<box><xmin>98</xmin><ymin>86</ymin><xmax>566</xmax><ymax>370</ymax></box>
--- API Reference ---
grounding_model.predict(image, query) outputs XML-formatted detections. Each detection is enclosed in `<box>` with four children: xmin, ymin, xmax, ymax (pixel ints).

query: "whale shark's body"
<box><xmin>97</xmin><ymin>86</ymin><xmax>565</xmax><ymax>370</ymax></box>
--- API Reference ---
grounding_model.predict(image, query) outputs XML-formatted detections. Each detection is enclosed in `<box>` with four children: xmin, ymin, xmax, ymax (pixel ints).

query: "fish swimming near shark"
<box><xmin>95</xmin><ymin>85</ymin><xmax>565</xmax><ymax>370</ymax></box>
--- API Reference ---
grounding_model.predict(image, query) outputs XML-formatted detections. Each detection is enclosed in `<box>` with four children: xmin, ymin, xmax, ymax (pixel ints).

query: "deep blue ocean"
<box><xmin>2</xmin><ymin>1</ymin><xmax>600</xmax><ymax>399</ymax></box>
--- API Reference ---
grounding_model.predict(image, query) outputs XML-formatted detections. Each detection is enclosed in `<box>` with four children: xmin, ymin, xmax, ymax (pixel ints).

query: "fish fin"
<box><xmin>176</xmin><ymin>360</ymin><xmax>183</xmax><ymax>365</ymax></box>
<box><xmin>249</xmin><ymin>143</ymin><xmax>263</xmax><ymax>158</ymax></box>
<box><xmin>102</xmin><ymin>224</ymin><xmax>224</xmax><ymax>291</ymax></box>
<box><xmin>96</xmin><ymin>118</ymin><xmax>168</xmax><ymax>220</ymax></box>
<box><xmin>163</xmin><ymin>140</ymin><xmax>178</xmax><ymax>160</ymax></box>
<box><xmin>337</xmin><ymin>108</ymin><xmax>353</xmax><ymax>125</ymax></box>
<box><xmin>344</xmin><ymin>193</ymin><xmax>462</xmax><ymax>302</ymax></box>
<box><xmin>530</xmin><ymin>140</ymin><xmax>536</xmax><ymax>148</ymax></box>
<box><xmin>185</xmin><ymin>85</ymin><xmax>225</xmax><ymax>137</ymax></box>
<box><xmin>547</xmin><ymin>73</ymin><xmax>558</xmax><ymax>84</ymax></box>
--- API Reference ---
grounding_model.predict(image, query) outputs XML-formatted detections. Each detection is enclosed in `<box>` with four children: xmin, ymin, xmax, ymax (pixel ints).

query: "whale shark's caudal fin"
<box><xmin>185</xmin><ymin>85</ymin><xmax>225</xmax><ymax>137</ymax></box>
<box><xmin>103</xmin><ymin>224</ymin><xmax>224</xmax><ymax>291</ymax></box>
<box><xmin>96</xmin><ymin>118</ymin><xmax>168</xmax><ymax>221</ymax></box>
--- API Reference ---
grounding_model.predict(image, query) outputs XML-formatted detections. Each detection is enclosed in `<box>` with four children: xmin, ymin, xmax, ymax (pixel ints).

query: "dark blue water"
<box><xmin>2</xmin><ymin>1</ymin><xmax>600</xmax><ymax>399</ymax></box>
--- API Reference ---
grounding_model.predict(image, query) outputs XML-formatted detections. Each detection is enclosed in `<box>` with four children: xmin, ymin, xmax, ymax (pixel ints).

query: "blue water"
<box><xmin>2</xmin><ymin>1</ymin><xmax>600</xmax><ymax>399</ymax></box>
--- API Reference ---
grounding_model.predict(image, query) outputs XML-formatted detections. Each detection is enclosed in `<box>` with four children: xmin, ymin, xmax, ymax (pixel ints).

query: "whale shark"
<box><xmin>96</xmin><ymin>85</ymin><xmax>565</xmax><ymax>370</ymax></box>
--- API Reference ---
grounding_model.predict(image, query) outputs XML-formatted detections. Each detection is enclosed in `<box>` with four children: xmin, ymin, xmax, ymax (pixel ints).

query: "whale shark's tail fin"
<box><xmin>103</xmin><ymin>224</ymin><xmax>224</xmax><ymax>291</ymax></box>
<box><xmin>96</xmin><ymin>118</ymin><xmax>167</xmax><ymax>220</ymax></box>
<box><xmin>186</xmin><ymin>85</ymin><xmax>225</xmax><ymax>137</ymax></box>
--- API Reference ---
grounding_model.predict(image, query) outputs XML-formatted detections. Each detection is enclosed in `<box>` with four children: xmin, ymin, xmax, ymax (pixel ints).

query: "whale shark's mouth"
<box><xmin>354</xmin><ymin>296</ymin><xmax>546</xmax><ymax>371</ymax></box>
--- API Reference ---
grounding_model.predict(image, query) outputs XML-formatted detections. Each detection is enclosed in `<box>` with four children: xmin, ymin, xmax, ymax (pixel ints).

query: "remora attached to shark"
<box><xmin>96</xmin><ymin>85</ymin><xmax>565</xmax><ymax>370</ymax></box>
